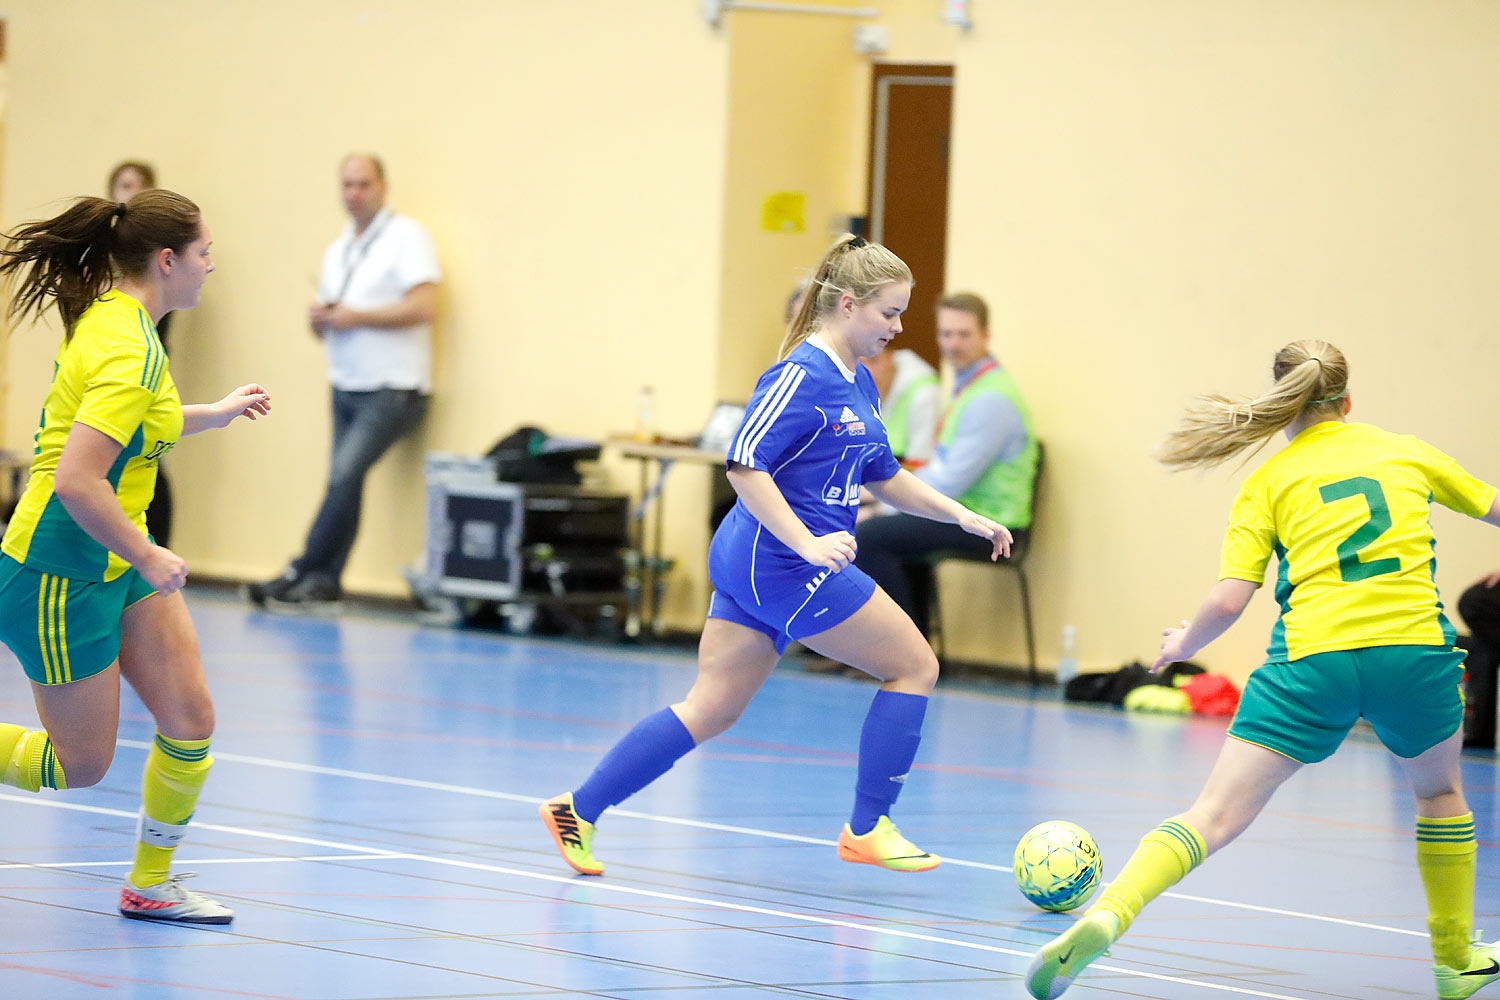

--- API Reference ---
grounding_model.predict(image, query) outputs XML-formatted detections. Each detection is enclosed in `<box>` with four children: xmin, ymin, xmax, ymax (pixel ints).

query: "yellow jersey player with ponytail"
<box><xmin>0</xmin><ymin>191</ymin><xmax>271</xmax><ymax>923</ymax></box>
<box><xmin>1025</xmin><ymin>340</ymin><xmax>1500</xmax><ymax>1000</ymax></box>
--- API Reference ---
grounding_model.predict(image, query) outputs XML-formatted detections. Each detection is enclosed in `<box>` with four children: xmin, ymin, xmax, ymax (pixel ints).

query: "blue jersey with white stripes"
<box><xmin>710</xmin><ymin>336</ymin><xmax>901</xmax><ymax>590</ymax></box>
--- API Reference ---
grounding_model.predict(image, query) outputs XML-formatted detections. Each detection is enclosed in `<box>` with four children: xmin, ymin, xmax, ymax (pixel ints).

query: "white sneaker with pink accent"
<box><xmin>118</xmin><ymin>873</ymin><xmax>233</xmax><ymax>924</ymax></box>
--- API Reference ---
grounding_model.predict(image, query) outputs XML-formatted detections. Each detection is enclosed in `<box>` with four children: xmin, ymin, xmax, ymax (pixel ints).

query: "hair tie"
<box><xmin>845</xmin><ymin>236</ymin><xmax>867</xmax><ymax>249</ymax></box>
<box><xmin>114</xmin><ymin>202</ymin><xmax>128</xmax><ymax>220</ymax></box>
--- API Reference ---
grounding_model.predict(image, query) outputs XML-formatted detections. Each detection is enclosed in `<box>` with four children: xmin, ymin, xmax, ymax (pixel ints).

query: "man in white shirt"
<box><xmin>249</xmin><ymin>153</ymin><xmax>441</xmax><ymax>609</ymax></box>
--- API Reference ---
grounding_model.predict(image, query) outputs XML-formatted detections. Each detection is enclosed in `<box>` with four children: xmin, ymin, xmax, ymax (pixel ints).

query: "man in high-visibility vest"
<box><xmin>854</xmin><ymin>291</ymin><xmax>1037</xmax><ymax>636</ymax></box>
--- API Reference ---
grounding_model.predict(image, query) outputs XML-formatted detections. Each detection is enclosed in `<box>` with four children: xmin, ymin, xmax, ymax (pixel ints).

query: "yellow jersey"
<box><xmin>2</xmin><ymin>291</ymin><xmax>181</xmax><ymax>581</ymax></box>
<box><xmin>1220</xmin><ymin>421</ymin><xmax>1495</xmax><ymax>662</ymax></box>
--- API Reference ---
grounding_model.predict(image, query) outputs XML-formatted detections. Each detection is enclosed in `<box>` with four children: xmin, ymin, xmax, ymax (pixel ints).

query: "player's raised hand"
<box><xmin>798</xmin><ymin>531</ymin><xmax>857</xmax><ymax>572</ymax></box>
<box><xmin>958</xmin><ymin>512</ymin><xmax>1012</xmax><ymax>560</ymax></box>
<box><xmin>1151</xmin><ymin>619</ymin><xmax>1192</xmax><ymax>672</ymax></box>
<box><xmin>219</xmin><ymin>384</ymin><xmax>271</xmax><ymax>423</ymax></box>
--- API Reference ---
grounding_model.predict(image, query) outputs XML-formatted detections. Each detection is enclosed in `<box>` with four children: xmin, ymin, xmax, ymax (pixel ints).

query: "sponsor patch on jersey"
<box><xmin>833</xmin><ymin>404</ymin><xmax>867</xmax><ymax>437</ymax></box>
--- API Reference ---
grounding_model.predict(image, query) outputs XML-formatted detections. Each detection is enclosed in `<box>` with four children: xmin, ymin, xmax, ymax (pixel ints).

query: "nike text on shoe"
<box><xmin>1437</xmin><ymin>940</ymin><xmax>1500</xmax><ymax>1000</ymax></box>
<box><xmin>836</xmin><ymin>816</ymin><xmax>940</xmax><ymax>872</ymax></box>
<box><xmin>118</xmin><ymin>873</ymin><xmax>233</xmax><ymax>925</ymax></box>
<box><xmin>1024</xmin><ymin>912</ymin><xmax>1117</xmax><ymax>999</ymax></box>
<box><xmin>540</xmin><ymin>793</ymin><xmax>604</xmax><ymax>876</ymax></box>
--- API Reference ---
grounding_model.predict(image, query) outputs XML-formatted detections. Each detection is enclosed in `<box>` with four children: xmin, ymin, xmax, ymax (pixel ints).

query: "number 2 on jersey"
<box><xmin>1318</xmin><ymin>476</ymin><xmax>1401</xmax><ymax>582</ymax></box>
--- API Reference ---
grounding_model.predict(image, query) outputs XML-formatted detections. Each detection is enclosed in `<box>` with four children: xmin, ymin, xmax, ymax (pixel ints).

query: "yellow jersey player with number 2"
<box><xmin>1026</xmin><ymin>340</ymin><xmax>1500</xmax><ymax>1000</ymax></box>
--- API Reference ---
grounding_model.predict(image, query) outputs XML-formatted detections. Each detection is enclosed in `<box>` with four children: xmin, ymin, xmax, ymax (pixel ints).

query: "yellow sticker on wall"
<box><xmin>761</xmin><ymin>192</ymin><xmax>806</xmax><ymax>233</ymax></box>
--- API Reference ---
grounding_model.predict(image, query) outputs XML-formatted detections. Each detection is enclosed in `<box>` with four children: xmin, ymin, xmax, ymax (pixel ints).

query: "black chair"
<box><xmin>923</xmin><ymin>441</ymin><xmax>1044</xmax><ymax>685</ymax></box>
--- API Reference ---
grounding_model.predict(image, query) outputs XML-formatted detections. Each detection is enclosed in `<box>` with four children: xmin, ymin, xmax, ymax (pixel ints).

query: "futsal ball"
<box><xmin>1013</xmin><ymin>820</ymin><xmax>1102</xmax><ymax>912</ymax></box>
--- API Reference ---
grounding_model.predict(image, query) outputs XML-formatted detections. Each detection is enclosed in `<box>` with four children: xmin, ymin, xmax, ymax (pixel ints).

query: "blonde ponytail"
<box><xmin>777</xmin><ymin>233</ymin><xmax>912</xmax><ymax>361</ymax></box>
<box><xmin>1158</xmin><ymin>340</ymin><xmax>1349</xmax><ymax>471</ymax></box>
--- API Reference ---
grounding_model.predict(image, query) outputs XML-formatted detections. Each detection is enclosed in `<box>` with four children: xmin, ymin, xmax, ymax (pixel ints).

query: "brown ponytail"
<box><xmin>1</xmin><ymin>189</ymin><xmax>201</xmax><ymax>338</ymax></box>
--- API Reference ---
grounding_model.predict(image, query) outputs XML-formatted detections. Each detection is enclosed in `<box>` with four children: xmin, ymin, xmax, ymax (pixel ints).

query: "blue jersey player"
<box><xmin>542</xmin><ymin>235</ymin><xmax>1013</xmax><ymax>875</ymax></box>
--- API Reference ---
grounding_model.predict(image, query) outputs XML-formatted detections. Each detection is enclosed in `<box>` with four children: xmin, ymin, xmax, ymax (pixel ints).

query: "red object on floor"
<box><xmin>1182</xmin><ymin>673</ymin><xmax>1241</xmax><ymax>716</ymax></box>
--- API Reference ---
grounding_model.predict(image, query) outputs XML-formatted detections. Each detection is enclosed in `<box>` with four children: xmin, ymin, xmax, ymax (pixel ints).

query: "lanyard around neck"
<box><xmin>333</xmin><ymin>213</ymin><xmax>389</xmax><ymax>304</ymax></box>
<box><xmin>935</xmin><ymin>358</ymin><xmax>999</xmax><ymax>439</ymax></box>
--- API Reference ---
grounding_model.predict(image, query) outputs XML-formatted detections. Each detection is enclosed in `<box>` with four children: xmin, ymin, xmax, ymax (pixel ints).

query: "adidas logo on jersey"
<box><xmin>833</xmin><ymin>405</ymin><xmax>866</xmax><ymax>437</ymax></box>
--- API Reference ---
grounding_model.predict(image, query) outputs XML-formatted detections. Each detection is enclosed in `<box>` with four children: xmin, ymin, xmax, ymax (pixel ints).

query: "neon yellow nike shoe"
<box><xmin>836</xmin><ymin>816</ymin><xmax>941</xmax><ymax>872</ymax></box>
<box><xmin>1023</xmin><ymin>911</ymin><xmax>1117</xmax><ymax>999</ymax></box>
<box><xmin>540</xmin><ymin>793</ymin><xmax>604</xmax><ymax>876</ymax></box>
<box><xmin>1437</xmin><ymin>939</ymin><xmax>1500</xmax><ymax>1000</ymax></box>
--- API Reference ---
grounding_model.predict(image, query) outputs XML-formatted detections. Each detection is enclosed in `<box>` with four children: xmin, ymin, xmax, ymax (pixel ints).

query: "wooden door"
<box><xmin>867</xmin><ymin>63</ymin><xmax>953</xmax><ymax>372</ymax></box>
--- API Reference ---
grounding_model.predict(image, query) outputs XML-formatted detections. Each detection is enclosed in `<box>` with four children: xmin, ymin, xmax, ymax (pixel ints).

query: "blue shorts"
<box><xmin>1228</xmin><ymin>645</ymin><xmax>1465</xmax><ymax>764</ymax></box>
<box><xmin>707</xmin><ymin>563</ymin><xmax>877</xmax><ymax>654</ymax></box>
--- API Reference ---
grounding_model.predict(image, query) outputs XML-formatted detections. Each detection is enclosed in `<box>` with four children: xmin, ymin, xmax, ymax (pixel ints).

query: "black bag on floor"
<box><xmin>1064</xmin><ymin>660</ymin><xmax>1205</xmax><ymax>705</ymax></box>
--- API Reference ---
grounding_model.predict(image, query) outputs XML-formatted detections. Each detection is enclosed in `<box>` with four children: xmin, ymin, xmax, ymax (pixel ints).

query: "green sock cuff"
<box><xmin>153</xmin><ymin>733</ymin><xmax>211</xmax><ymax>762</ymax></box>
<box><xmin>36</xmin><ymin>736</ymin><xmax>64</xmax><ymax>791</ymax></box>
<box><xmin>1417</xmin><ymin>814</ymin><xmax>1476</xmax><ymax>855</ymax></box>
<box><xmin>1147</xmin><ymin>819</ymin><xmax>1207</xmax><ymax>872</ymax></box>
<box><xmin>4</xmin><ymin>730</ymin><xmax>65</xmax><ymax>792</ymax></box>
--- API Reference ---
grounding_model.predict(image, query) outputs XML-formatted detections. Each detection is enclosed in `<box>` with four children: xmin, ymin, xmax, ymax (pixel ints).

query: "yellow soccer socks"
<box><xmin>129</xmin><ymin>733</ymin><xmax>212</xmax><ymax>890</ymax></box>
<box><xmin>1025</xmin><ymin>817</ymin><xmax>1206</xmax><ymax>1000</ymax></box>
<box><xmin>0</xmin><ymin>723</ymin><xmax>66</xmax><ymax>792</ymax></box>
<box><xmin>1418</xmin><ymin>813</ymin><xmax>1477</xmax><ymax>970</ymax></box>
<box><xmin>1086</xmin><ymin>818</ymin><xmax>1206</xmax><ymax>936</ymax></box>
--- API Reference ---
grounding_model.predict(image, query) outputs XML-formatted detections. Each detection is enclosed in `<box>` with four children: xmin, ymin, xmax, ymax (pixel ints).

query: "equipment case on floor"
<box><xmin>415</xmin><ymin>453</ymin><xmax>631</xmax><ymax>631</ymax></box>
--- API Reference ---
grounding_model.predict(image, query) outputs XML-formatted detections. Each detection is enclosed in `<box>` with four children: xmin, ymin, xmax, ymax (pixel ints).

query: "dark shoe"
<box><xmin>264</xmin><ymin>575</ymin><xmax>344</xmax><ymax>614</ymax></box>
<box><xmin>245</xmin><ymin>568</ymin><xmax>298</xmax><ymax>607</ymax></box>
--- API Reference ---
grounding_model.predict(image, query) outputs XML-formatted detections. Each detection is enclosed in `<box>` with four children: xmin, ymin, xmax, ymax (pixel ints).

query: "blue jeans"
<box><xmin>292</xmin><ymin>388</ymin><xmax>428</xmax><ymax>583</ymax></box>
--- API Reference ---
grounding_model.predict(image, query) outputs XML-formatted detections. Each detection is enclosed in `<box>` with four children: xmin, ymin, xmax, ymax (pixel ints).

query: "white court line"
<box><xmin>0</xmin><ymin>791</ymin><xmax>1328</xmax><ymax>1000</ymax></box>
<box><xmin>116</xmin><ymin>740</ymin><xmax>1428</xmax><ymax>939</ymax></box>
<box><xmin>0</xmin><ymin>854</ymin><xmax>410</xmax><ymax>872</ymax></box>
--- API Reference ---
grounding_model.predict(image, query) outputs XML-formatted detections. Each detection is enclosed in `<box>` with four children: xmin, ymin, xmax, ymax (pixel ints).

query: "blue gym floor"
<box><xmin>0</xmin><ymin>588</ymin><xmax>1493</xmax><ymax>999</ymax></box>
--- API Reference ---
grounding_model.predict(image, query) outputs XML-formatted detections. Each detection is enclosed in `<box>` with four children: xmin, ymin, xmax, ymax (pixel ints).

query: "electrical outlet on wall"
<box><xmin>853</xmin><ymin>24</ymin><xmax>888</xmax><ymax>55</ymax></box>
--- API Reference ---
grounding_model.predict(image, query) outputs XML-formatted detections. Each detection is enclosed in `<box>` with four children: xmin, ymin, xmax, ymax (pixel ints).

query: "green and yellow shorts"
<box><xmin>0</xmin><ymin>554</ymin><xmax>156</xmax><ymax>685</ymax></box>
<box><xmin>1228</xmin><ymin>644</ymin><xmax>1466</xmax><ymax>764</ymax></box>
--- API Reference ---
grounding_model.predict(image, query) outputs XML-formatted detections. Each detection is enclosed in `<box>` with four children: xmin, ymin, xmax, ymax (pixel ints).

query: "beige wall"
<box><xmin>717</xmin><ymin>0</ymin><xmax>957</xmax><ymax>403</ymax></box>
<box><xmin>5</xmin><ymin>2</ymin><xmax>1499</xmax><ymax>681</ymax></box>
<box><xmin>945</xmin><ymin>0</ymin><xmax>1500</xmax><ymax>679</ymax></box>
<box><xmin>2</xmin><ymin>2</ymin><xmax>729</xmax><ymax>616</ymax></box>
<box><xmin>720</xmin><ymin>1</ymin><xmax>868</xmax><ymax>401</ymax></box>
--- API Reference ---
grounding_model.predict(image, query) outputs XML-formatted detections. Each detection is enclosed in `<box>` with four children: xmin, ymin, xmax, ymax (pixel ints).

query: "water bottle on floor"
<box><xmin>1057</xmin><ymin>624</ymin><xmax>1079</xmax><ymax>689</ymax></box>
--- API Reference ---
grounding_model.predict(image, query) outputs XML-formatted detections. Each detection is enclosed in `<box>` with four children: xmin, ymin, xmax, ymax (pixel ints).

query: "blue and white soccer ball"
<box><xmin>1013</xmin><ymin>820</ymin><xmax>1103</xmax><ymax>912</ymax></box>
